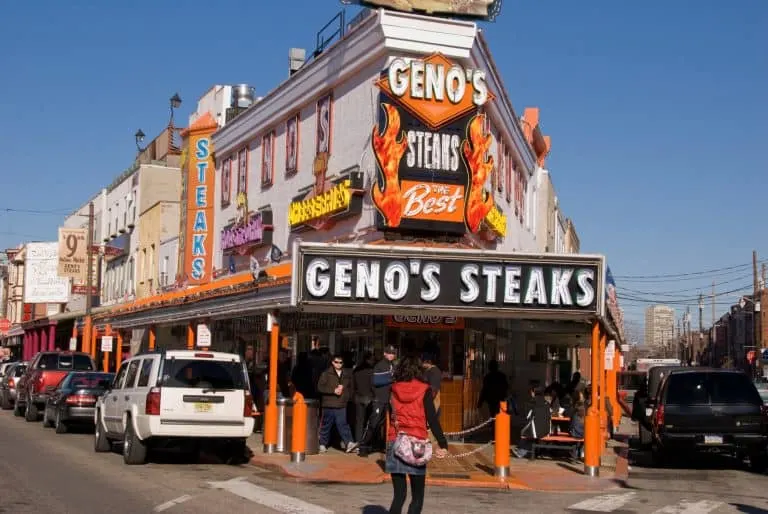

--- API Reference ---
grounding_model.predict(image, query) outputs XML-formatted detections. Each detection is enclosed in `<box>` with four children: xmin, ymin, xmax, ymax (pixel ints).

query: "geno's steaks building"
<box><xmin>96</xmin><ymin>6</ymin><xmax>622</xmax><ymax>433</ymax></box>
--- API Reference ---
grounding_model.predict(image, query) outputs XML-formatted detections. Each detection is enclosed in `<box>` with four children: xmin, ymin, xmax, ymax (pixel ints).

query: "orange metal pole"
<box><xmin>263</xmin><ymin>312</ymin><xmax>280</xmax><ymax>454</ymax></box>
<box><xmin>613</xmin><ymin>347</ymin><xmax>622</xmax><ymax>427</ymax></box>
<box><xmin>148</xmin><ymin>325</ymin><xmax>156</xmax><ymax>351</ymax></box>
<box><xmin>584</xmin><ymin>321</ymin><xmax>601</xmax><ymax>476</ymax></box>
<box><xmin>291</xmin><ymin>392</ymin><xmax>308</xmax><ymax>463</ymax></box>
<box><xmin>494</xmin><ymin>401</ymin><xmax>511</xmax><ymax>478</ymax></box>
<box><xmin>187</xmin><ymin>323</ymin><xmax>195</xmax><ymax>350</ymax></box>
<box><xmin>116</xmin><ymin>331</ymin><xmax>123</xmax><ymax>368</ymax></box>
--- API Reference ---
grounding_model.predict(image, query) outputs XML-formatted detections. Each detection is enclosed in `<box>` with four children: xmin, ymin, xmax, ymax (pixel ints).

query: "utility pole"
<box><xmin>752</xmin><ymin>250</ymin><xmax>759</xmax><ymax>377</ymax></box>
<box><xmin>84</xmin><ymin>202</ymin><xmax>95</xmax><ymax>354</ymax></box>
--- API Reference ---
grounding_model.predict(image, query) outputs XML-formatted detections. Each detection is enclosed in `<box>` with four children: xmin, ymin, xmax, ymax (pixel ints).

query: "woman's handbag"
<box><xmin>391</xmin><ymin>409</ymin><xmax>433</xmax><ymax>466</ymax></box>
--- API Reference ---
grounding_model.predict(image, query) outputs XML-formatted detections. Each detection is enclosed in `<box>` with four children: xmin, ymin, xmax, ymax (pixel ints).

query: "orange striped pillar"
<box><xmin>90</xmin><ymin>326</ymin><xmax>98</xmax><ymax>361</ymax></box>
<box><xmin>83</xmin><ymin>317</ymin><xmax>92</xmax><ymax>355</ymax></box>
<box><xmin>148</xmin><ymin>325</ymin><xmax>156</xmax><ymax>351</ymax></box>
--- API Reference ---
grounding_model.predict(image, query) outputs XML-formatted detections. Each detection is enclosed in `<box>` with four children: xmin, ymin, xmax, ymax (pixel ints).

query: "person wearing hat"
<box><xmin>348</xmin><ymin>344</ymin><xmax>397</xmax><ymax>457</ymax></box>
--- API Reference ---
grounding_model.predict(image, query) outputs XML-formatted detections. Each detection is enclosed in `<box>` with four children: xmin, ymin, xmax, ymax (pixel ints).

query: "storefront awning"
<box><xmin>6</xmin><ymin>325</ymin><xmax>24</xmax><ymax>337</ymax></box>
<box><xmin>102</xmin><ymin>283</ymin><xmax>292</xmax><ymax>329</ymax></box>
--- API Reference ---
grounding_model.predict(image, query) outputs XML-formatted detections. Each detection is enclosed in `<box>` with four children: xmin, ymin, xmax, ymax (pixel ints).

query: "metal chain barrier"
<box><xmin>436</xmin><ymin>440</ymin><xmax>495</xmax><ymax>459</ymax></box>
<box><xmin>443</xmin><ymin>416</ymin><xmax>496</xmax><ymax>438</ymax></box>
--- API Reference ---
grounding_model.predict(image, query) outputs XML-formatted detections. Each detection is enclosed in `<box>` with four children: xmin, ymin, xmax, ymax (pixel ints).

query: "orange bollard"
<box><xmin>291</xmin><ymin>392</ymin><xmax>307</xmax><ymax>463</ymax></box>
<box><xmin>263</xmin><ymin>312</ymin><xmax>280</xmax><ymax>454</ymax></box>
<box><xmin>494</xmin><ymin>401</ymin><xmax>511</xmax><ymax>478</ymax></box>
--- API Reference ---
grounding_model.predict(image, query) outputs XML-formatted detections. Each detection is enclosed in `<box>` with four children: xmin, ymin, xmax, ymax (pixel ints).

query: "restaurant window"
<box><xmin>237</xmin><ymin>147</ymin><xmax>248</xmax><ymax>195</ymax></box>
<box><xmin>221</xmin><ymin>157</ymin><xmax>232</xmax><ymax>207</ymax></box>
<box><xmin>261</xmin><ymin>131</ymin><xmax>275</xmax><ymax>187</ymax></box>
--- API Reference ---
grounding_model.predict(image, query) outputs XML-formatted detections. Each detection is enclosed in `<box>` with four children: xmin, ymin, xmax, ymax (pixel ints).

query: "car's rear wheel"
<box><xmin>24</xmin><ymin>398</ymin><xmax>38</xmax><ymax>422</ymax></box>
<box><xmin>42</xmin><ymin>406</ymin><xmax>53</xmax><ymax>428</ymax></box>
<box><xmin>94</xmin><ymin>414</ymin><xmax>111</xmax><ymax>453</ymax></box>
<box><xmin>749</xmin><ymin>452</ymin><xmax>768</xmax><ymax>473</ymax></box>
<box><xmin>1</xmin><ymin>392</ymin><xmax>12</xmax><ymax>410</ymax></box>
<box><xmin>123</xmin><ymin>418</ymin><xmax>148</xmax><ymax>465</ymax></box>
<box><xmin>54</xmin><ymin>409</ymin><xmax>67</xmax><ymax>434</ymax></box>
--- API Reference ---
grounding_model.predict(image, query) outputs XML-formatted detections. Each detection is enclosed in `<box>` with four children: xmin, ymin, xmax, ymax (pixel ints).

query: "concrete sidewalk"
<box><xmin>245</xmin><ymin>433</ymin><xmax>628</xmax><ymax>492</ymax></box>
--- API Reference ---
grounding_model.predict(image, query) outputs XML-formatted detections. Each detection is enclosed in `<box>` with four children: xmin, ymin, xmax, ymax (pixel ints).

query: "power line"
<box><xmin>0</xmin><ymin>207</ymin><xmax>71</xmax><ymax>216</ymax></box>
<box><xmin>617</xmin><ymin>272</ymin><xmax>753</xmax><ymax>297</ymax></box>
<box><xmin>613</xmin><ymin>260</ymin><xmax>765</xmax><ymax>281</ymax></box>
<box><xmin>616</xmin><ymin>283</ymin><xmax>753</xmax><ymax>305</ymax></box>
<box><xmin>614</xmin><ymin>264</ymin><xmax>765</xmax><ymax>284</ymax></box>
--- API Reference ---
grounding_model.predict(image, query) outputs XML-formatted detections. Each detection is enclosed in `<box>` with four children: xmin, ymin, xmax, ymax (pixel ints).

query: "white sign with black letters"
<box><xmin>291</xmin><ymin>242</ymin><xmax>606</xmax><ymax>320</ymax></box>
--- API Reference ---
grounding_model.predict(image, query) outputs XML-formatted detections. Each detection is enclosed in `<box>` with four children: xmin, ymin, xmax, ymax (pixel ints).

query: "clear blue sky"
<box><xmin>1</xmin><ymin>0</ymin><xmax>766</xmax><ymax>333</ymax></box>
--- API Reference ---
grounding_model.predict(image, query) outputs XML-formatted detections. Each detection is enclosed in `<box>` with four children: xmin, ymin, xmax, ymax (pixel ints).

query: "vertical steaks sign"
<box><xmin>371</xmin><ymin>53</ymin><xmax>507</xmax><ymax>238</ymax></box>
<box><xmin>291</xmin><ymin>242</ymin><xmax>606</xmax><ymax>319</ymax></box>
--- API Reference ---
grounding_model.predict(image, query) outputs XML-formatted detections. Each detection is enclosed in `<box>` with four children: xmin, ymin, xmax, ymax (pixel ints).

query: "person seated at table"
<box><xmin>569</xmin><ymin>401</ymin><xmax>586</xmax><ymax>459</ymax></box>
<box><xmin>512</xmin><ymin>386</ymin><xmax>551</xmax><ymax>458</ymax></box>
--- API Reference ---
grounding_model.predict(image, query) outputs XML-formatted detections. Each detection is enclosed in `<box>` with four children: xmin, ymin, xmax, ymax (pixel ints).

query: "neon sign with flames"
<box><xmin>371</xmin><ymin>53</ymin><xmax>506</xmax><ymax>238</ymax></box>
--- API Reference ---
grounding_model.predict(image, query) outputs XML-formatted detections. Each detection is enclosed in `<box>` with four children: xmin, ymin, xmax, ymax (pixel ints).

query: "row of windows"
<box><xmin>106</xmin><ymin>190</ymin><xmax>137</xmax><ymax>239</ymax></box>
<box><xmin>220</xmin><ymin>94</ymin><xmax>331</xmax><ymax>207</ymax></box>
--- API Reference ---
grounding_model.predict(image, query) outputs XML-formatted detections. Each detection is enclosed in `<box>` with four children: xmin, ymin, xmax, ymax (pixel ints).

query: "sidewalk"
<box><xmin>246</xmin><ymin>433</ymin><xmax>628</xmax><ymax>492</ymax></box>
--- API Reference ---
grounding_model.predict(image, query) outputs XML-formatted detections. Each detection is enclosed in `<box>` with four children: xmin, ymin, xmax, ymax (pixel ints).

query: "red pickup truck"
<box><xmin>15</xmin><ymin>352</ymin><xmax>96</xmax><ymax>422</ymax></box>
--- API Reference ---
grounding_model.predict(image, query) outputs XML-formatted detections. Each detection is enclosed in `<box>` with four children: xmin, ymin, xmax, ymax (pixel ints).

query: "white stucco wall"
<box><xmin>211</xmin><ymin>9</ymin><xmax>541</xmax><ymax>272</ymax></box>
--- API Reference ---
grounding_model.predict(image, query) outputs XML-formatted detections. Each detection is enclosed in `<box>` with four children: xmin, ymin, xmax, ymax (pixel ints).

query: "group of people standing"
<box><xmin>247</xmin><ymin>337</ymin><xmax>447</xmax><ymax>514</ymax></box>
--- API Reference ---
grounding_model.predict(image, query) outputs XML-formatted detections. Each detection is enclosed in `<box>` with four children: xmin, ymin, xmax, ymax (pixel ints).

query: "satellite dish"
<box><xmin>249</xmin><ymin>256</ymin><xmax>260</xmax><ymax>281</ymax></box>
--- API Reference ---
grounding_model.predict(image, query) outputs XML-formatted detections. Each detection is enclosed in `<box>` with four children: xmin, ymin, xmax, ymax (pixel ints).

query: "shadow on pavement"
<box><xmin>361</xmin><ymin>507</ymin><xmax>389</xmax><ymax>514</ymax></box>
<box><xmin>731</xmin><ymin>505</ymin><xmax>768</xmax><ymax>514</ymax></box>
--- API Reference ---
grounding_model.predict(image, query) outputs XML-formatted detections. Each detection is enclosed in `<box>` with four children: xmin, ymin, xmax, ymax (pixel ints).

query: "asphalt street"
<box><xmin>0</xmin><ymin>410</ymin><xmax>767</xmax><ymax>513</ymax></box>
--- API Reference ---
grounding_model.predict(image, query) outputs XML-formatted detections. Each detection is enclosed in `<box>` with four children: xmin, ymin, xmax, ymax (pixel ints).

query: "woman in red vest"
<box><xmin>386</xmin><ymin>356</ymin><xmax>448</xmax><ymax>514</ymax></box>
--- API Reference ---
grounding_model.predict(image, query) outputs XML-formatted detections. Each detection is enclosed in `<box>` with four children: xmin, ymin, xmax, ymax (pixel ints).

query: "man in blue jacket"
<box><xmin>347</xmin><ymin>345</ymin><xmax>396</xmax><ymax>457</ymax></box>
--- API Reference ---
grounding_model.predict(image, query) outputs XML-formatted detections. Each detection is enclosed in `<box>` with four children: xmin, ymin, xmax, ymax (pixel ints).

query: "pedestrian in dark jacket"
<box><xmin>349</xmin><ymin>345</ymin><xmax>397</xmax><ymax>457</ymax></box>
<box><xmin>477</xmin><ymin>360</ymin><xmax>509</xmax><ymax>417</ymax></box>
<box><xmin>352</xmin><ymin>352</ymin><xmax>375</xmax><ymax>442</ymax></box>
<box><xmin>317</xmin><ymin>354</ymin><xmax>355</xmax><ymax>452</ymax></box>
<box><xmin>513</xmin><ymin>386</ymin><xmax>552</xmax><ymax>458</ymax></box>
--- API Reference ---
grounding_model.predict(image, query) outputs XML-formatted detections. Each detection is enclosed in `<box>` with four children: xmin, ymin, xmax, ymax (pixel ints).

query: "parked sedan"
<box><xmin>43</xmin><ymin>371</ymin><xmax>114</xmax><ymax>434</ymax></box>
<box><xmin>0</xmin><ymin>362</ymin><xmax>28</xmax><ymax>410</ymax></box>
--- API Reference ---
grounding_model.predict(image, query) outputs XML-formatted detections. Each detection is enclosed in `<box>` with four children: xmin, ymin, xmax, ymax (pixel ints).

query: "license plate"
<box><xmin>645</xmin><ymin>408</ymin><xmax>652</xmax><ymax>417</ymax></box>
<box><xmin>194</xmin><ymin>402</ymin><xmax>212</xmax><ymax>413</ymax></box>
<box><xmin>704</xmin><ymin>435</ymin><xmax>722</xmax><ymax>445</ymax></box>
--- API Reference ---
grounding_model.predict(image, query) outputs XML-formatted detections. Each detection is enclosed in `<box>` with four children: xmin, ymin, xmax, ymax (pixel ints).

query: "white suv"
<box><xmin>94</xmin><ymin>349</ymin><xmax>255</xmax><ymax>465</ymax></box>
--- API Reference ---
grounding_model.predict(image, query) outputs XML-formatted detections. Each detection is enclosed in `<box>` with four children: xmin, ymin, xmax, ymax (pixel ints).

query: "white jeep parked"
<box><xmin>94</xmin><ymin>349</ymin><xmax>256</xmax><ymax>465</ymax></box>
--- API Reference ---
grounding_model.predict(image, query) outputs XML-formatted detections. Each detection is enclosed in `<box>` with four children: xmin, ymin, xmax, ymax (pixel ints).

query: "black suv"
<box><xmin>648</xmin><ymin>368</ymin><xmax>768</xmax><ymax>471</ymax></box>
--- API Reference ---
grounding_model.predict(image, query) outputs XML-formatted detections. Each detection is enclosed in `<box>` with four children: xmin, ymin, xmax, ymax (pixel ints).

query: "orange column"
<box><xmin>116</xmin><ymin>330</ymin><xmax>123</xmax><ymax>368</ymax></box>
<box><xmin>612</xmin><ymin>347</ymin><xmax>622</xmax><ymax>427</ymax></box>
<box><xmin>584</xmin><ymin>322</ymin><xmax>601</xmax><ymax>477</ymax></box>
<box><xmin>72</xmin><ymin>325</ymin><xmax>78</xmax><ymax>351</ymax></box>
<box><xmin>83</xmin><ymin>317</ymin><xmax>92</xmax><ymax>355</ymax></box>
<box><xmin>186</xmin><ymin>323</ymin><xmax>195</xmax><ymax>350</ymax></box>
<box><xmin>90</xmin><ymin>327</ymin><xmax>98</xmax><ymax>361</ymax></box>
<box><xmin>148</xmin><ymin>325</ymin><xmax>156</xmax><ymax>351</ymax></box>
<box><xmin>263</xmin><ymin>312</ymin><xmax>280</xmax><ymax>454</ymax></box>
<box><xmin>102</xmin><ymin>325</ymin><xmax>112</xmax><ymax>372</ymax></box>
<box><xmin>599</xmin><ymin>333</ymin><xmax>607</xmax><ymax>446</ymax></box>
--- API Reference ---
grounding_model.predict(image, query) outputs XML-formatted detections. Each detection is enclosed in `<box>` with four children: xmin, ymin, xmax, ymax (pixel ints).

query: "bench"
<box><xmin>522</xmin><ymin>434</ymin><xmax>584</xmax><ymax>460</ymax></box>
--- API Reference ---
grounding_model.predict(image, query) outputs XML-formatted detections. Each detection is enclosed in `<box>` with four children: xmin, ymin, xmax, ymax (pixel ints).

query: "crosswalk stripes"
<box><xmin>568</xmin><ymin>492</ymin><xmax>637</xmax><ymax>512</ymax></box>
<box><xmin>208</xmin><ymin>477</ymin><xmax>334</xmax><ymax>514</ymax></box>
<box><xmin>567</xmin><ymin>493</ymin><xmax>724</xmax><ymax>514</ymax></box>
<box><xmin>651</xmin><ymin>500</ymin><xmax>724</xmax><ymax>514</ymax></box>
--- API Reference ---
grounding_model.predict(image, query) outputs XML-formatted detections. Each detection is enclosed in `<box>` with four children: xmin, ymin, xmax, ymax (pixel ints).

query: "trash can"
<box><xmin>272</xmin><ymin>397</ymin><xmax>320</xmax><ymax>455</ymax></box>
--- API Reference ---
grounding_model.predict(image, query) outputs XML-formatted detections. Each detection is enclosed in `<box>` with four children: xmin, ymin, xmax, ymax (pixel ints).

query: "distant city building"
<box><xmin>644</xmin><ymin>304</ymin><xmax>676</xmax><ymax>348</ymax></box>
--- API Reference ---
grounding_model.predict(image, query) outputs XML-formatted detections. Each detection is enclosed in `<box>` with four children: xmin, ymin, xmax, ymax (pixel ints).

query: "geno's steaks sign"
<box><xmin>291</xmin><ymin>243</ymin><xmax>606</xmax><ymax>319</ymax></box>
